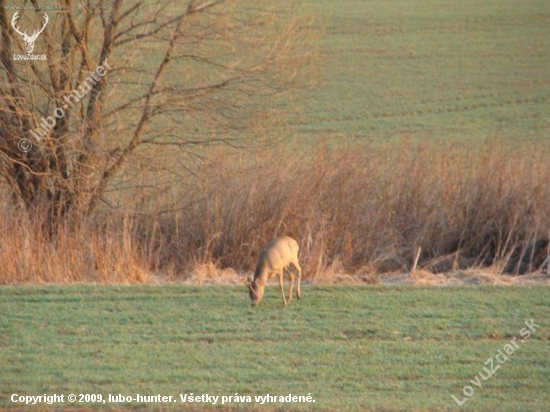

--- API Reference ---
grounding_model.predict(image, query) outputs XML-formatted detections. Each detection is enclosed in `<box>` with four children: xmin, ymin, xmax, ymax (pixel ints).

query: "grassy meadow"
<box><xmin>1</xmin><ymin>285</ymin><xmax>549</xmax><ymax>411</ymax></box>
<box><xmin>2</xmin><ymin>0</ymin><xmax>550</xmax><ymax>411</ymax></box>
<box><xmin>303</xmin><ymin>0</ymin><xmax>550</xmax><ymax>143</ymax></box>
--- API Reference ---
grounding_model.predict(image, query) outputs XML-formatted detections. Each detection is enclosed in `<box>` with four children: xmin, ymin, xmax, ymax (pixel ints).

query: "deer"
<box><xmin>11</xmin><ymin>11</ymin><xmax>49</xmax><ymax>54</ymax></box>
<box><xmin>243</xmin><ymin>236</ymin><xmax>302</xmax><ymax>306</ymax></box>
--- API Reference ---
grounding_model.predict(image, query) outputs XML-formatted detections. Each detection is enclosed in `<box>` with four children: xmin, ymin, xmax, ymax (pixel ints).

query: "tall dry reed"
<box><xmin>1</xmin><ymin>138</ymin><xmax>549</xmax><ymax>283</ymax></box>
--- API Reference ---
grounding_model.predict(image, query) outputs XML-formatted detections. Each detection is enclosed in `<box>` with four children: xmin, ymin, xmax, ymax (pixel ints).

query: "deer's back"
<box><xmin>256</xmin><ymin>236</ymin><xmax>299</xmax><ymax>273</ymax></box>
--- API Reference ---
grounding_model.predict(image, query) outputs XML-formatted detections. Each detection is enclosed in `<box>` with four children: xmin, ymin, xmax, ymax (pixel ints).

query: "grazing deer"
<box><xmin>243</xmin><ymin>236</ymin><xmax>302</xmax><ymax>306</ymax></box>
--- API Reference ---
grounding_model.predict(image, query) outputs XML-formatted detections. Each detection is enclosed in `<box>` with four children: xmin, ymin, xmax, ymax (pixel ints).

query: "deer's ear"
<box><xmin>242</xmin><ymin>277</ymin><xmax>253</xmax><ymax>289</ymax></box>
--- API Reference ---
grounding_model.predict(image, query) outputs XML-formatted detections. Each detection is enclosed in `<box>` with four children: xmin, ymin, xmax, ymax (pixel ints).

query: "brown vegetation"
<box><xmin>0</xmin><ymin>0</ymin><xmax>316</xmax><ymax>231</ymax></box>
<box><xmin>1</xmin><ymin>138</ymin><xmax>549</xmax><ymax>284</ymax></box>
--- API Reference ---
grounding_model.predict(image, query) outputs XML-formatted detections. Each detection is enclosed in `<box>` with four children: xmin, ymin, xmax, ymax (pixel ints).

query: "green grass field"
<box><xmin>2</xmin><ymin>1</ymin><xmax>550</xmax><ymax>411</ymax></box>
<box><xmin>302</xmin><ymin>0</ymin><xmax>550</xmax><ymax>143</ymax></box>
<box><xmin>1</xmin><ymin>285</ymin><xmax>549</xmax><ymax>411</ymax></box>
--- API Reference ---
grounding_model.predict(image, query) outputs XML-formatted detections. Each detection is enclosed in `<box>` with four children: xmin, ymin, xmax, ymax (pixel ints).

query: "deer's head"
<box><xmin>12</xmin><ymin>11</ymin><xmax>48</xmax><ymax>54</ymax></box>
<box><xmin>243</xmin><ymin>277</ymin><xmax>264</xmax><ymax>306</ymax></box>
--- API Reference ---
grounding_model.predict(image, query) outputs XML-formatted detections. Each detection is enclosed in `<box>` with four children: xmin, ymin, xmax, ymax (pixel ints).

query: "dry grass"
<box><xmin>1</xmin><ymin>138</ymin><xmax>550</xmax><ymax>284</ymax></box>
<box><xmin>0</xmin><ymin>209</ymin><xmax>149</xmax><ymax>284</ymax></box>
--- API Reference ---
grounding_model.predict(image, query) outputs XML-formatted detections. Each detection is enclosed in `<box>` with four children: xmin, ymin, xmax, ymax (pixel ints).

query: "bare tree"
<box><xmin>0</xmin><ymin>0</ymin><xmax>315</xmax><ymax>231</ymax></box>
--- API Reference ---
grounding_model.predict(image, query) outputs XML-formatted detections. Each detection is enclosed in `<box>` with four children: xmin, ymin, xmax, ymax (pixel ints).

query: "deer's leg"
<box><xmin>287</xmin><ymin>266</ymin><xmax>295</xmax><ymax>304</ymax></box>
<box><xmin>295</xmin><ymin>263</ymin><xmax>302</xmax><ymax>300</ymax></box>
<box><xmin>278</xmin><ymin>270</ymin><xmax>287</xmax><ymax>305</ymax></box>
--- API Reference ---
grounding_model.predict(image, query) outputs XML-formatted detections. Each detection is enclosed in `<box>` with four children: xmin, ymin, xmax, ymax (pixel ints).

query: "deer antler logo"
<box><xmin>11</xmin><ymin>11</ymin><xmax>49</xmax><ymax>54</ymax></box>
